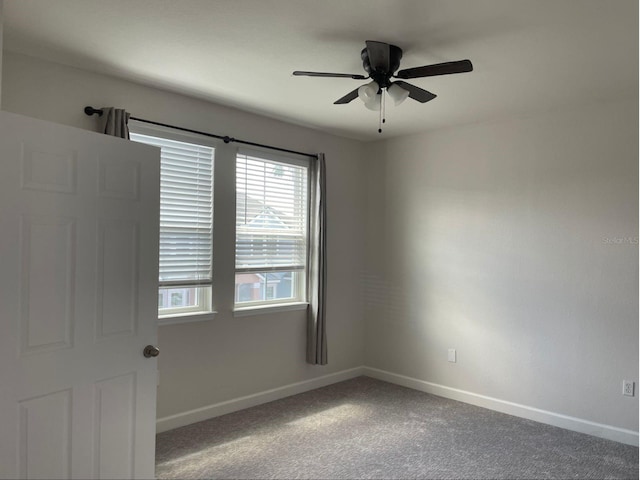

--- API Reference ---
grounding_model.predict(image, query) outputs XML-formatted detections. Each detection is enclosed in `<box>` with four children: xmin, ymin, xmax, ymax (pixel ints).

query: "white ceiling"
<box><xmin>2</xmin><ymin>0</ymin><xmax>638</xmax><ymax>141</ymax></box>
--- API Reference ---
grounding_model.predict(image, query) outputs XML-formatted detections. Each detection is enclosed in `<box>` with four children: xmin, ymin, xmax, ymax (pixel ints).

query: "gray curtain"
<box><xmin>307</xmin><ymin>153</ymin><xmax>327</xmax><ymax>365</ymax></box>
<box><xmin>99</xmin><ymin>107</ymin><xmax>131</xmax><ymax>139</ymax></box>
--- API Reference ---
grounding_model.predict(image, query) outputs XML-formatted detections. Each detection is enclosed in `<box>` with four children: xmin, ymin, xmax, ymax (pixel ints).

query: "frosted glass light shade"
<box><xmin>358</xmin><ymin>81</ymin><xmax>379</xmax><ymax>104</ymax></box>
<box><xmin>388</xmin><ymin>83</ymin><xmax>410</xmax><ymax>105</ymax></box>
<box><xmin>364</xmin><ymin>96</ymin><xmax>381</xmax><ymax>111</ymax></box>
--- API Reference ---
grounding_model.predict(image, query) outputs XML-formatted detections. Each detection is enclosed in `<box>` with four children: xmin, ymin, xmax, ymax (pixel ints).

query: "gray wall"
<box><xmin>364</xmin><ymin>99</ymin><xmax>639</xmax><ymax>430</ymax></box>
<box><xmin>1</xmin><ymin>51</ymin><xmax>367</xmax><ymax>419</ymax></box>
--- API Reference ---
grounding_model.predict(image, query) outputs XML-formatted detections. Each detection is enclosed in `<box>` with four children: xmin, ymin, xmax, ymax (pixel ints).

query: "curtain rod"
<box><xmin>83</xmin><ymin>106</ymin><xmax>319</xmax><ymax>160</ymax></box>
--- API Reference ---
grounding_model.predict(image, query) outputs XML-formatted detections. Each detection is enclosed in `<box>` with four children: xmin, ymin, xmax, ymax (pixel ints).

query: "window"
<box><xmin>130</xmin><ymin>130</ymin><xmax>215</xmax><ymax>317</ymax></box>
<box><xmin>235</xmin><ymin>151</ymin><xmax>309</xmax><ymax>308</ymax></box>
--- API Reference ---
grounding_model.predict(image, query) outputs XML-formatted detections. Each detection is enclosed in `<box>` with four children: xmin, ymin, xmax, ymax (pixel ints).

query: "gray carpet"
<box><xmin>156</xmin><ymin>376</ymin><xmax>639</xmax><ymax>479</ymax></box>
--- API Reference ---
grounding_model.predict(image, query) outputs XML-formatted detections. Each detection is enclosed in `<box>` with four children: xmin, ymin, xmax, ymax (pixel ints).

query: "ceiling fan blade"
<box><xmin>293</xmin><ymin>71</ymin><xmax>367</xmax><ymax>80</ymax></box>
<box><xmin>396</xmin><ymin>60</ymin><xmax>473</xmax><ymax>79</ymax></box>
<box><xmin>394</xmin><ymin>81</ymin><xmax>437</xmax><ymax>103</ymax></box>
<box><xmin>334</xmin><ymin>88</ymin><xmax>360</xmax><ymax>104</ymax></box>
<box><xmin>365</xmin><ymin>40</ymin><xmax>390</xmax><ymax>72</ymax></box>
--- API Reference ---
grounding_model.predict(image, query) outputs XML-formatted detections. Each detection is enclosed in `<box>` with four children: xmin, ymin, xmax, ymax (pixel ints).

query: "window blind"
<box><xmin>235</xmin><ymin>153</ymin><xmax>308</xmax><ymax>273</ymax></box>
<box><xmin>130</xmin><ymin>133</ymin><xmax>214</xmax><ymax>286</ymax></box>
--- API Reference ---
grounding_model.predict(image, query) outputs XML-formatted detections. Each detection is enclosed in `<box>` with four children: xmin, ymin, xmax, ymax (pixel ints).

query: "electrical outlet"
<box><xmin>623</xmin><ymin>380</ymin><xmax>634</xmax><ymax>397</ymax></box>
<box><xmin>448</xmin><ymin>349</ymin><xmax>456</xmax><ymax>363</ymax></box>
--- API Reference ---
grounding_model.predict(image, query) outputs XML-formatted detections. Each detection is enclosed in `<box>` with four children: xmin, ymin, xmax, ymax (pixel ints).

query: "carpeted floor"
<box><xmin>156</xmin><ymin>376</ymin><xmax>639</xmax><ymax>479</ymax></box>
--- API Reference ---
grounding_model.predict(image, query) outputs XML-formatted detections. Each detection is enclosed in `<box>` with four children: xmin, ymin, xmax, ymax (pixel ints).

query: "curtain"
<box><xmin>99</xmin><ymin>107</ymin><xmax>131</xmax><ymax>139</ymax></box>
<box><xmin>307</xmin><ymin>153</ymin><xmax>327</xmax><ymax>365</ymax></box>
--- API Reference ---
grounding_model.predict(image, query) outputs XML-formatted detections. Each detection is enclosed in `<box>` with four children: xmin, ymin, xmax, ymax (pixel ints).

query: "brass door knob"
<box><xmin>143</xmin><ymin>345</ymin><xmax>160</xmax><ymax>358</ymax></box>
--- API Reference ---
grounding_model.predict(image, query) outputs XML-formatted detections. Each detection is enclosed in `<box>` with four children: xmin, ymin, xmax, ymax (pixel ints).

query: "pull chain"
<box><xmin>378</xmin><ymin>90</ymin><xmax>386</xmax><ymax>133</ymax></box>
<box><xmin>382</xmin><ymin>89</ymin><xmax>386</xmax><ymax>125</ymax></box>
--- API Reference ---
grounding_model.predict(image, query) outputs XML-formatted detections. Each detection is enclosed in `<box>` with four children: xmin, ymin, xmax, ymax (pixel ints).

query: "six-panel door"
<box><xmin>0</xmin><ymin>111</ymin><xmax>160</xmax><ymax>479</ymax></box>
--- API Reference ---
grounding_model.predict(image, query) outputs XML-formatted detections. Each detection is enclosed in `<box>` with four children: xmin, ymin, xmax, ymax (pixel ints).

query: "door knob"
<box><xmin>143</xmin><ymin>345</ymin><xmax>160</xmax><ymax>358</ymax></box>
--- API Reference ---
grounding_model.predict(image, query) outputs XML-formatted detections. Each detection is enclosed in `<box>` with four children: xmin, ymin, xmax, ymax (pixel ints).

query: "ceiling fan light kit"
<box><xmin>293</xmin><ymin>40</ymin><xmax>473</xmax><ymax>133</ymax></box>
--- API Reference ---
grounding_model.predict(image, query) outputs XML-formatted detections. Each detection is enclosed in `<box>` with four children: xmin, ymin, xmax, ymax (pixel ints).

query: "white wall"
<box><xmin>364</xmin><ymin>98</ymin><xmax>638</xmax><ymax>431</ymax></box>
<box><xmin>1</xmin><ymin>51</ymin><xmax>367</xmax><ymax>419</ymax></box>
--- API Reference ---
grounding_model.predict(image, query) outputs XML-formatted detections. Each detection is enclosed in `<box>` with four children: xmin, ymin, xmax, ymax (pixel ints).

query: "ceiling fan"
<box><xmin>293</xmin><ymin>40</ymin><xmax>473</xmax><ymax>132</ymax></box>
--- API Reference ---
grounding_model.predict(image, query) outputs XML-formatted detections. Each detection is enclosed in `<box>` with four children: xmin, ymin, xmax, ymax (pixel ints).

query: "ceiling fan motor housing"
<box><xmin>361</xmin><ymin>44</ymin><xmax>403</xmax><ymax>89</ymax></box>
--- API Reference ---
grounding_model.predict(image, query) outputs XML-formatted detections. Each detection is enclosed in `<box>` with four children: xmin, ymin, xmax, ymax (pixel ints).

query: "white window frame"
<box><xmin>157</xmin><ymin>286</ymin><xmax>212</xmax><ymax>317</ymax></box>
<box><xmin>130</xmin><ymin>120</ymin><xmax>219</xmax><ymax>321</ymax></box>
<box><xmin>233</xmin><ymin>148</ymin><xmax>311</xmax><ymax>312</ymax></box>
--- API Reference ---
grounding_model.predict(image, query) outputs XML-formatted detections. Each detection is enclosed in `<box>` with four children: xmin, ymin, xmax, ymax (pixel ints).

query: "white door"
<box><xmin>0</xmin><ymin>111</ymin><xmax>160</xmax><ymax>479</ymax></box>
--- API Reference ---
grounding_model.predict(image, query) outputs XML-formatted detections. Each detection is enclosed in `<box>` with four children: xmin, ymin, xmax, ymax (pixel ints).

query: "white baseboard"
<box><xmin>363</xmin><ymin>367</ymin><xmax>639</xmax><ymax>447</ymax></box>
<box><xmin>157</xmin><ymin>364</ymin><xmax>638</xmax><ymax>447</ymax></box>
<box><xmin>156</xmin><ymin>366</ymin><xmax>365</xmax><ymax>433</ymax></box>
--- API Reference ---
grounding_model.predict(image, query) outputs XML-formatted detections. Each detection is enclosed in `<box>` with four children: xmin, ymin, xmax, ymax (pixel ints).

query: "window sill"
<box><xmin>158</xmin><ymin>311</ymin><xmax>217</xmax><ymax>326</ymax></box>
<box><xmin>233</xmin><ymin>302</ymin><xmax>308</xmax><ymax>318</ymax></box>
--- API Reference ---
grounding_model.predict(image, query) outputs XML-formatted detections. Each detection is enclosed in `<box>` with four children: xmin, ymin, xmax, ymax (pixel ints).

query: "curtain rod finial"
<box><xmin>84</xmin><ymin>106</ymin><xmax>103</xmax><ymax>117</ymax></box>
